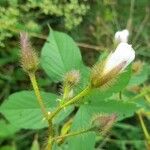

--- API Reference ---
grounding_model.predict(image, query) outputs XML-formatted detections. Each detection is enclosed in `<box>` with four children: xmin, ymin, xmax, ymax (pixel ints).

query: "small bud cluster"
<box><xmin>62</xmin><ymin>70</ymin><xmax>80</xmax><ymax>100</ymax></box>
<box><xmin>20</xmin><ymin>32</ymin><xmax>39</xmax><ymax>73</ymax></box>
<box><xmin>91</xmin><ymin>113</ymin><xmax>117</xmax><ymax>135</ymax></box>
<box><xmin>64</xmin><ymin>70</ymin><xmax>80</xmax><ymax>88</ymax></box>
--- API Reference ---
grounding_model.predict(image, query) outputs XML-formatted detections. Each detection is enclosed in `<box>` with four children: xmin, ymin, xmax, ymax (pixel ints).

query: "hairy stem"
<box><xmin>29</xmin><ymin>73</ymin><xmax>53</xmax><ymax>133</ymax></box>
<box><xmin>29</xmin><ymin>73</ymin><xmax>48</xmax><ymax>119</ymax></box>
<box><xmin>52</xmin><ymin>128</ymin><xmax>92</xmax><ymax>142</ymax></box>
<box><xmin>48</xmin><ymin>85</ymin><xmax>91</xmax><ymax>121</ymax></box>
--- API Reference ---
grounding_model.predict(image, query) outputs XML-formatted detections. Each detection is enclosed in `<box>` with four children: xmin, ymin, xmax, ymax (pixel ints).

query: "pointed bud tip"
<box><xmin>19</xmin><ymin>32</ymin><xmax>39</xmax><ymax>73</ymax></box>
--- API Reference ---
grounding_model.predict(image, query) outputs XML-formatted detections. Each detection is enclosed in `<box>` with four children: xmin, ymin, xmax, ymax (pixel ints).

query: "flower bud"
<box><xmin>90</xmin><ymin>43</ymin><xmax>135</xmax><ymax>88</ymax></box>
<box><xmin>64</xmin><ymin>70</ymin><xmax>80</xmax><ymax>88</ymax></box>
<box><xmin>20</xmin><ymin>32</ymin><xmax>39</xmax><ymax>73</ymax></box>
<box><xmin>62</xmin><ymin>70</ymin><xmax>80</xmax><ymax>101</ymax></box>
<box><xmin>115</xmin><ymin>29</ymin><xmax>129</xmax><ymax>43</ymax></box>
<box><xmin>91</xmin><ymin>114</ymin><xmax>117</xmax><ymax>135</ymax></box>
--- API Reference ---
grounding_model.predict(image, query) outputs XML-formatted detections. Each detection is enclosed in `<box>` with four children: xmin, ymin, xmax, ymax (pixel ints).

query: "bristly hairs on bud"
<box><xmin>63</xmin><ymin>70</ymin><xmax>80</xmax><ymax>88</ymax></box>
<box><xmin>20</xmin><ymin>32</ymin><xmax>39</xmax><ymax>73</ymax></box>
<box><xmin>62</xmin><ymin>70</ymin><xmax>80</xmax><ymax>100</ymax></box>
<box><xmin>91</xmin><ymin>113</ymin><xmax>117</xmax><ymax>135</ymax></box>
<box><xmin>90</xmin><ymin>42</ymin><xmax>135</xmax><ymax>89</ymax></box>
<box><xmin>90</xmin><ymin>59</ymin><xmax>126</xmax><ymax>89</ymax></box>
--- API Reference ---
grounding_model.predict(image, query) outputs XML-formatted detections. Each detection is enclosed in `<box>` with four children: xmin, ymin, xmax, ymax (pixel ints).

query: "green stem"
<box><xmin>126</xmin><ymin>0</ymin><xmax>135</xmax><ymax>31</ymax></box>
<box><xmin>63</xmin><ymin>85</ymin><xmax>91</xmax><ymax>107</ymax></box>
<box><xmin>48</xmin><ymin>85</ymin><xmax>91</xmax><ymax>121</ymax></box>
<box><xmin>52</xmin><ymin>128</ymin><xmax>92</xmax><ymax>142</ymax></box>
<box><xmin>29</xmin><ymin>73</ymin><xmax>48</xmax><ymax>120</ymax></box>
<box><xmin>130</xmin><ymin>89</ymin><xmax>150</xmax><ymax>101</ymax></box>
<box><xmin>137</xmin><ymin>111</ymin><xmax>150</xmax><ymax>140</ymax></box>
<box><xmin>44</xmin><ymin>136</ymin><xmax>53</xmax><ymax>150</ymax></box>
<box><xmin>29</xmin><ymin>73</ymin><xmax>53</xmax><ymax>134</ymax></box>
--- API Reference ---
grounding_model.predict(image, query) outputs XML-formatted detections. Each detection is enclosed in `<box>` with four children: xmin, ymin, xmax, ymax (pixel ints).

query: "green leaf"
<box><xmin>0</xmin><ymin>91</ymin><xmax>60</xmax><ymax>129</ymax></box>
<box><xmin>68</xmin><ymin>106</ymin><xmax>96</xmax><ymax>150</ymax></box>
<box><xmin>53</xmin><ymin>106</ymin><xmax>74</xmax><ymax>125</ymax></box>
<box><xmin>87</xmin><ymin>67</ymin><xmax>131</xmax><ymax>102</ymax></box>
<box><xmin>111</xmin><ymin>67</ymin><xmax>132</xmax><ymax>92</ymax></box>
<box><xmin>68</xmin><ymin>98</ymin><xmax>138</xmax><ymax>149</ymax></box>
<box><xmin>0</xmin><ymin>120</ymin><xmax>19</xmax><ymax>138</ymax></box>
<box><xmin>128</xmin><ymin>63</ymin><xmax>149</xmax><ymax>87</ymax></box>
<box><xmin>0</xmin><ymin>91</ymin><xmax>74</xmax><ymax>129</ymax></box>
<box><xmin>86</xmin><ymin>100</ymin><xmax>138</xmax><ymax>121</ymax></box>
<box><xmin>41</xmin><ymin>29</ymin><xmax>83</xmax><ymax>82</ymax></box>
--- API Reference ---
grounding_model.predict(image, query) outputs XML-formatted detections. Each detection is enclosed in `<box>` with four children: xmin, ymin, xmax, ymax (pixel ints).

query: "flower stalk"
<box><xmin>137</xmin><ymin>111</ymin><xmax>150</xmax><ymax>149</ymax></box>
<box><xmin>130</xmin><ymin>88</ymin><xmax>150</xmax><ymax>101</ymax></box>
<box><xmin>29</xmin><ymin>73</ymin><xmax>54</xmax><ymax>143</ymax></box>
<box><xmin>29</xmin><ymin>73</ymin><xmax>48</xmax><ymax>121</ymax></box>
<box><xmin>52</xmin><ymin>128</ymin><xmax>92</xmax><ymax>142</ymax></box>
<box><xmin>20</xmin><ymin>32</ymin><xmax>54</xmax><ymax>148</ymax></box>
<box><xmin>48</xmin><ymin>85</ymin><xmax>91</xmax><ymax>121</ymax></box>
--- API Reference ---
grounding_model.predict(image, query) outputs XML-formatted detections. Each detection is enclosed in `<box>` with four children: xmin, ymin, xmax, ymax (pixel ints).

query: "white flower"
<box><xmin>103</xmin><ymin>43</ymin><xmax>135</xmax><ymax>74</ymax></box>
<box><xmin>115</xmin><ymin>29</ymin><xmax>129</xmax><ymax>43</ymax></box>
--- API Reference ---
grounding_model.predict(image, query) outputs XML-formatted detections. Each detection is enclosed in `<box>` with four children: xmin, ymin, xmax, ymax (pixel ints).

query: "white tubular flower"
<box><xmin>115</xmin><ymin>29</ymin><xmax>129</xmax><ymax>43</ymax></box>
<box><xmin>90</xmin><ymin>43</ymin><xmax>135</xmax><ymax>88</ymax></box>
<box><xmin>103</xmin><ymin>42</ymin><xmax>135</xmax><ymax>74</ymax></box>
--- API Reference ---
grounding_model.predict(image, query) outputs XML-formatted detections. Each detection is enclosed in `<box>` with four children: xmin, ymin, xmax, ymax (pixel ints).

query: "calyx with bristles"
<box><xmin>64</xmin><ymin>70</ymin><xmax>80</xmax><ymax>88</ymax></box>
<box><xmin>20</xmin><ymin>32</ymin><xmax>39</xmax><ymax>73</ymax></box>
<box><xmin>91</xmin><ymin>113</ymin><xmax>117</xmax><ymax>135</ymax></box>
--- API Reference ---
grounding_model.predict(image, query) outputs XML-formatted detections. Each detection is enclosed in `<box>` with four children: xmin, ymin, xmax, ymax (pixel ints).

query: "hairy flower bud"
<box><xmin>115</xmin><ymin>29</ymin><xmax>129</xmax><ymax>43</ymax></box>
<box><xmin>20</xmin><ymin>32</ymin><xmax>39</xmax><ymax>73</ymax></box>
<box><xmin>90</xmin><ymin>43</ymin><xmax>135</xmax><ymax>88</ymax></box>
<box><xmin>62</xmin><ymin>70</ymin><xmax>80</xmax><ymax>101</ymax></box>
<box><xmin>64</xmin><ymin>70</ymin><xmax>80</xmax><ymax>88</ymax></box>
<box><xmin>92</xmin><ymin>114</ymin><xmax>117</xmax><ymax>135</ymax></box>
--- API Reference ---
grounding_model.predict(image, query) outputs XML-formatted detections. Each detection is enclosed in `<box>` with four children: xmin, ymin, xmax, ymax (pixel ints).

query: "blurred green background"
<box><xmin>0</xmin><ymin>0</ymin><xmax>150</xmax><ymax>149</ymax></box>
